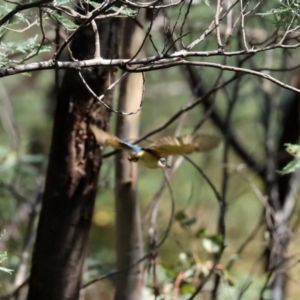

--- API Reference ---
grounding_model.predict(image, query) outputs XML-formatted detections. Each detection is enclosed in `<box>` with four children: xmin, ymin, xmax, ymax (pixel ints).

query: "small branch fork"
<box><xmin>78</xmin><ymin>70</ymin><xmax>145</xmax><ymax>115</ymax></box>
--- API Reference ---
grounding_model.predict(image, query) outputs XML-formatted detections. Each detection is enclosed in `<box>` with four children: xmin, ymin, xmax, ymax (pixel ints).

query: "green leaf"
<box><xmin>0</xmin><ymin>266</ymin><xmax>13</xmax><ymax>274</ymax></box>
<box><xmin>284</xmin><ymin>143</ymin><xmax>300</xmax><ymax>156</ymax></box>
<box><xmin>256</xmin><ymin>2</ymin><xmax>300</xmax><ymax>28</ymax></box>
<box><xmin>278</xmin><ymin>158</ymin><xmax>300</xmax><ymax>175</ymax></box>
<box><xmin>175</xmin><ymin>210</ymin><xmax>196</xmax><ymax>226</ymax></box>
<box><xmin>20</xmin><ymin>154</ymin><xmax>45</xmax><ymax>163</ymax></box>
<box><xmin>158</xmin><ymin>264</ymin><xmax>176</xmax><ymax>279</ymax></box>
<box><xmin>88</xmin><ymin>1</ymin><xmax>102</xmax><ymax>8</ymax></box>
<box><xmin>202</xmin><ymin>234</ymin><xmax>223</xmax><ymax>253</ymax></box>
<box><xmin>195</xmin><ymin>228</ymin><xmax>206</xmax><ymax>238</ymax></box>
<box><xmin>0</xmin><ymin>55</ymin><xmax>8</xmax><ymax>68</ymax></box>
<box><xmin>0</xmin><ymin>4</ymin><xmax>27</xmax><ymax>21</ymax></box>
<box><xmin>175</xmin><ymin>210</ymin><xmax>187</xmax><ymax>221</ymax></box>
<box><xmin>0</xmin><ymin>251</ymin><xmax>7</xmax><ymax>263</ymax></box>
<box><xmin>21</xmin><ymin>72</ymin><xmax>32</xmax><ymax>77</ymax></box>
<box><xmin>256</xmin><ymin>7</ymin><xmax>290</xmax><ymax>17</ymax></box>
<box><xmin>220</xmin><ymin>269</ymin><xmax>235</xmax><ymax>286</ymax></box>
<box><xmin>107</xmin><ymin>6</ymin><xmax>139</xmax><ymax>17</ymax></box>
<box><xmin>0</xmin><ymin>244</ymin><xmax>13</xmax><ymax>274</ymax></box>
<box><xmin>0</xmin><ymin>35</ymin><xmax>51</xmax><ymax>57</ymax></box>
<box><xmin>51</xmin><ymin>13</ymin><xmax>78</xmax><ymax>29</ymax></box>
<box><xmin>153</xmin><ymin>264</ymin><xmax>173</xmax><ymax>283</ymax></box>
<box><xmin>278</xmin><ymin>144</ymin><xmax>300</xmax><ymax>175</ymax></box>
<box><xmin>52</xmin><ymin>0</ymin><xmax>71</xmax><ymax>5</ymax></box>
<box><xmin>180</xmin><ymin>217</ymin><xmax>196</xmax><ymax>226</ymax></box>
<box><xmin>203</xmin><ymin>0</ymin><xmax>210</xmax><ymax>7</ymax></box>
<box><xmin>180</xmin><ymin>282</ymin><xmax>195</xmax><ymax>294</ymax></box>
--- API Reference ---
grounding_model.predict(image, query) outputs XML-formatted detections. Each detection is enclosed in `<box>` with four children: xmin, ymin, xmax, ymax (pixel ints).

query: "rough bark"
<box><xmin>114</xmin><ymin>15</ymin><xmax>145</xmax><ymax>300</ymax></box>
<box><xmin>27</xmin><ymin>16</ymin><xmax>120</xmax><ymax>300</ymax></box>
<box><xmin>265</xmin><ymin>84</ymin><xmax>300</xmax><ymax>300</ymax></box>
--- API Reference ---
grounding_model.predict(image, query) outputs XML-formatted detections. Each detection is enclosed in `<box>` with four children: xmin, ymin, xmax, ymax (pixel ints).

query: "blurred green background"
<box><xmin>1</xmin><ymin>1</ymin><xmax>300</xmax><ymax>299</ymax></box>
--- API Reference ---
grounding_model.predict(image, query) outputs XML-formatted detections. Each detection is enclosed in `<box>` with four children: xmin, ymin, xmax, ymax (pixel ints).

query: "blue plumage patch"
<box><xmin>118</xmin><ymin>140</ymin><xmax>141</xmax><ymax>153</ymax></box>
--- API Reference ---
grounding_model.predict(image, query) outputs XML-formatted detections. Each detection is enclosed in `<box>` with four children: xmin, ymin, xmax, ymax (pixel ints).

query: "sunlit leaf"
<box><xmin>278</xmin><ymin>157</ymin><xmax>300</xmax><ymax>175</ymax></box>
<box><xmin>0</xmin><ymin>35</ymin><xmax>51</xmax><ymax>57</ymax></box>
<box><xmin>284</xmin><ymin>143</ymin><xmax>300</xmax><ymax>156</ymax></box>
<box><xmin>0</xmin><ymin>234</ymin><xmax>13</xmax><ymax>275</ymax></box>
<box><xmin>195</xmin><ymin>228</ymin><xmax>206</xmax><ymax>238</ymax></box>
<box><xmin>0</xmin><ymin>266</ymin><xmax>13</xmax><ymax>274</ymax></box>
<box><xmin>93</xmin><ymin>209</ymin><xmax>112</xmax><ymax>227</ymax></box>
<box><xmin>180</xmin><ymin>282</ymin><xmax>195</xmax><ymax>294</ymax></box>
<box><xmin>256</xmin><ymin>2</ymin><xmax>300</xmax><ymax>28</ymax></box>
<box><xmin>203</xmin><ymin>0</ymin><xmax>210</xmax><ymax>7</ymax></box>
<box><xmin>53</xmin><ymin>0</ymin><xmax>70</xmax><ymax>5</ymax></box>
<box><xmin>277</xmin><ymin>144</ymin><xmax>300</xmax><ymax>175</ymax></box>
<box><xmin>202</xmin><ymin>234</ymin><xmax>223</xmax><ymax>253</ymax></box>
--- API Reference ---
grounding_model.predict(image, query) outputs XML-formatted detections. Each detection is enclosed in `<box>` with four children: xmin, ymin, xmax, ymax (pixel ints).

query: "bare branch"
<box><xmin>78</xmin><ymin>70</ymin><xmax>143</xmax><ymax>115</ymax></box>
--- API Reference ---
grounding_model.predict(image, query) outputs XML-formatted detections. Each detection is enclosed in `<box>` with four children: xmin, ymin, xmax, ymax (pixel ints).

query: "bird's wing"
<box><xmin>145</xmin><ymin>134</ymin><xmax>221</xmax><ymax>157</ymax></box>
<box><xmin>89</xmin><ymin>124</ymin><xmax>141</xmax><ymax>153</ymax></box>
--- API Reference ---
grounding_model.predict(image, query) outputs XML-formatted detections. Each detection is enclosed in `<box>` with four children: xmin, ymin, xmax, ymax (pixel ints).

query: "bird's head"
<box><xmin>158</xmin><ymin>157</ymin><xmax>170</xmax><ymax>168</ymax></box>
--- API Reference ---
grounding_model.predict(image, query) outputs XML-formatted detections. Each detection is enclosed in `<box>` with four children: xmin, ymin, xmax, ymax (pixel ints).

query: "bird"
<box><xmin>90</xmin><ymin>125</ymin><xmax>221</xmax><ymax>169</ymax></box>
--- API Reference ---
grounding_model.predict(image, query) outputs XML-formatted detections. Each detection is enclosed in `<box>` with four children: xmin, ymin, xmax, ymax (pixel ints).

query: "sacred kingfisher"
<box><xmin>90</xmin><ymin>125</ymin><xmax>221</xmax><ymax>169</ymax></box>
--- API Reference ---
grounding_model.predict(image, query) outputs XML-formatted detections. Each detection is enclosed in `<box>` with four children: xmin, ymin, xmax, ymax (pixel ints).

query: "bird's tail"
<box><xmin>89</xmin><ymin>125</ymin><xmax>121</xmax><ymax>149</ymax></box>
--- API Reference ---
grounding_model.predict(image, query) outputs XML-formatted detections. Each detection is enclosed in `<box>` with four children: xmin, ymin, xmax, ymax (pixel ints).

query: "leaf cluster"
<box><xmin>278</xmin><ymin>143</ymin><xmax>300</xmax><ymax>175</ymax></box>
<box><xmin>257</xmin><ymin>0</ymin><xmax>300</xmax><ymax>28</ymax></box>
<box><xmin>0</xmin><ymin>232</ymin><xmax>13</xmax><ymax>275</ymax></box>
<box><xmin>0</xmin><ymin>35</ymin><xmax>50</xmax><ymax>63</ymax></box>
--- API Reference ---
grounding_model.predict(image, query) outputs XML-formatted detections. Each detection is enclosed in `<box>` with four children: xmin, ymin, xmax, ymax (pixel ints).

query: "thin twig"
<box><xmin>78</xmin><ymin>70</ymin><xmax>142</xmax><ymax>115</ymax></box>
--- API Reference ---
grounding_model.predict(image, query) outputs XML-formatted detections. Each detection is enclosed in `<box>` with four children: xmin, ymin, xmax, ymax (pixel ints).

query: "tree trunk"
<box><xmin>114</xmin><ymin>14</ymin><xmax>145</xmax><ymax>300</ymax></box>
<box><xmin>27</xmin><ymin>16</ymin><xmax>120</xmax><ymax>300</ymax></box>
<box><xmin>265</xmin><ymin>85</ymin><xmax>300</xmax><ymax>300</ymax></box>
